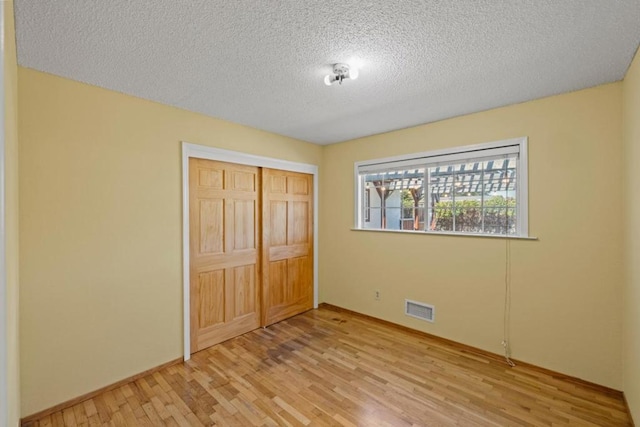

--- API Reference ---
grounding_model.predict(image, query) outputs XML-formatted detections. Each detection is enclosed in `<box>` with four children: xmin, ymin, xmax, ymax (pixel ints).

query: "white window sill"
<box><xmin>351</xmin><ymin>228</ymin><xmax>538</xmax><ymax>240</ymax></box>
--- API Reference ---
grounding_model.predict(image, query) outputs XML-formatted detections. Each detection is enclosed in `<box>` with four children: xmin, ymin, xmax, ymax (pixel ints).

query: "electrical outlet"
<box><xmin>375</xmin><ymin>290</ymin><xmax>381</xmax><ymax>300</ymax></box>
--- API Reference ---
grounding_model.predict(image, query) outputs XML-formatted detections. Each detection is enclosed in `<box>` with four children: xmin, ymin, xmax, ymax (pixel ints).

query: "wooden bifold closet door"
<box><xmin>189</xmin><ymin>158</ymin><xmax>313</xmax><ymax>354</ymax></box>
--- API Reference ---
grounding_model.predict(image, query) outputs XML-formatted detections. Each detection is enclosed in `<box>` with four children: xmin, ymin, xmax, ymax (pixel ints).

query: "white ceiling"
<box><xmin>14</xmin><ymin>1</ymin><xmax>640</xmax><ymax>145</ymax></box>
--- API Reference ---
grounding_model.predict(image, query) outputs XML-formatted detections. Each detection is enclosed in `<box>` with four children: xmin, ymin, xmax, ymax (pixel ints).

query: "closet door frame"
<box><xmin>181</xmin><ymin>142</ymin><xmax>318</xmax><ymax>361</ymax></box>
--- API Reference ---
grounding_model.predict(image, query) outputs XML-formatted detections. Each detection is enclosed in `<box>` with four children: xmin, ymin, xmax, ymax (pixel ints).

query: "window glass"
<box><xmin>362</xmin><ymin>169</ymin><xmax>425</xmax><ymax>230</ymax></box>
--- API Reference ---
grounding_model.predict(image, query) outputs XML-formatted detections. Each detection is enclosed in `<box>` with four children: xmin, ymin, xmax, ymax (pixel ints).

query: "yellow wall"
<box><xmin>320</xmin><ymin>83</ymin><xmax>624</xmax><ymax>389</ymax></box>
<box><xmin>18</xmin><ymin>67</ymin><xmax>322</xmax><ymax>416</ymax></box>
<box><xmin>4</xmin><ymin>0</ymin><xmax>20</xmax><ymax>425</ymax></box>
<box><xmin>622</xmin><ymin>47</ymin><xmax>640</xmax><ymax>423</ymax></box>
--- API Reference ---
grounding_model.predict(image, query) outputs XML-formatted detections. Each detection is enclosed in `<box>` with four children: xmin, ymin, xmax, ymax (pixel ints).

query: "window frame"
<box><xmin>353</xmin><ymin>137</ymin><xmax>529</xmax><ymax>237</ymax></box>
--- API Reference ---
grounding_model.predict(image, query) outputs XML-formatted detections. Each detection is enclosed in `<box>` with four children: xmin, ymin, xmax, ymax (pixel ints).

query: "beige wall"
<box><xmin>320</xmin><ymin>83</ymin><xmax>624</xmax><ymax>389</ymax></box>
<box><xmin>4</xmin><ymin>0</ymin><xmax>20</xmax><ymax>425</ymax></box>
<box><xmin>18</xmin><ymin>68</ymin><xmax>322</xmax><ymax>416</ymax></box>
<box><xmin>622</xmin><ymin>47</ymin><xmax>640</xmax><ymax>423</ymax></box>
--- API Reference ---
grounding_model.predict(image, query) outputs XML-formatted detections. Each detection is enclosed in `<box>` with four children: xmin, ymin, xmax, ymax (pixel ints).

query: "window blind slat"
<box><xmin>357</xmin><ymin>145</ymin><xmax>520</xmax><ymax>174</ymax></box>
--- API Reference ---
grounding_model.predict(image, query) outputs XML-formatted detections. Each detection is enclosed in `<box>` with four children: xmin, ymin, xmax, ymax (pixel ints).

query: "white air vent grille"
<box><xmin>405</xmin><ymin>299</ymin><xmax>435</xmax><ymax>322</ymax></box>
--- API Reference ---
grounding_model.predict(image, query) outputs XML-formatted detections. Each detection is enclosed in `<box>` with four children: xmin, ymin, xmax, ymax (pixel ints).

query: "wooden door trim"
<box><xmin>181</xmin><ymin>142</ymin><xmax>318</xmax><ymax>361</ymax></box>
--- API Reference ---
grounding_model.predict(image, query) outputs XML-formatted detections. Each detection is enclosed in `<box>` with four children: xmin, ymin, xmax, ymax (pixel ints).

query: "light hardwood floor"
<box><xmin>23</xmin><ymin>306</ymin><xmax>632</xmax><ymax>426</ymax></box>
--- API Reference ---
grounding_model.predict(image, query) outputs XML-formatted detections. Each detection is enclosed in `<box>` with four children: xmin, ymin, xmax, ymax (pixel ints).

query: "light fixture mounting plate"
<box><xmin>333</xmin><ymin>63</ymin><xmax>350</xmax><ymax>76</ymax></box>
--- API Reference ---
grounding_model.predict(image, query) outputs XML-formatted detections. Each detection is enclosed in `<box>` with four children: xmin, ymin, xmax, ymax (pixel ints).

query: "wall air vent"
<box><xmin>405</xmin><ymin>299</ymin><xmax>435</xmax><ymax>323</ymax></box>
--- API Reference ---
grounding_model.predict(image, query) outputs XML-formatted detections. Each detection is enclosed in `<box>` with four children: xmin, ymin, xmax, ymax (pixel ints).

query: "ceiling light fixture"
<box><xmin>324</xmin><ymin>63</ymin><xmax>358</xmax><ymax>86</ymax></box>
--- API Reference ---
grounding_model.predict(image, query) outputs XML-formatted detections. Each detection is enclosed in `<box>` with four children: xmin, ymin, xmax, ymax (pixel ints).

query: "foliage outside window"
<box><xmin>355</xmin><ymin>138</ymin><xmax>528</xmax><ymax>237</ymax></box>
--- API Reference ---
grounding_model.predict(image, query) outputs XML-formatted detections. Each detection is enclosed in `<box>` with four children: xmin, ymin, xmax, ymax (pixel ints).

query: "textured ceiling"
<box><xmin>14</xmin><ymin>1</ymin><xmax>640</xmax><ymax>145</ymax></box>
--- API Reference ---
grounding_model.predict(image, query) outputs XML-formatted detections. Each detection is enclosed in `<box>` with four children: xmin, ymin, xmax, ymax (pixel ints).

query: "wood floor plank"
<box><xmin>23</xmin><ymin>307</ymin><xmax>633</xmax><ymax>426</ymax></box>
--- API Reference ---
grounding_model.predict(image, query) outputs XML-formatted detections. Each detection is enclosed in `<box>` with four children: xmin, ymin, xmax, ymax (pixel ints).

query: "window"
<box><xmin>354</xmin><ymin>137</ymin><xmax>528</xmax><ymax>237</ymax></box>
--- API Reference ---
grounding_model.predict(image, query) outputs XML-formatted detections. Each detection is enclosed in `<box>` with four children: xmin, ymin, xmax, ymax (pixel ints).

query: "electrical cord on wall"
<box><xmin>502</xmin><ymin>238</ymin><xmax>516</xmax><ymax>367</ymax></box>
